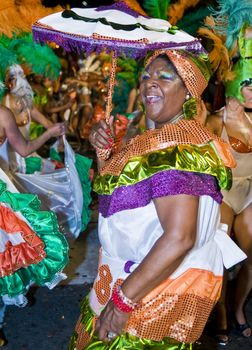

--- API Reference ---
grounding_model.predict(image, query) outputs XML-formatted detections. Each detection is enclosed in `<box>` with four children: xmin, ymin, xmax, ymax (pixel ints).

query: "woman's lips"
<box><xmin>145</xmin><ymin>95</ymin><xmax>162</xmax><ymax>104</ymax></box>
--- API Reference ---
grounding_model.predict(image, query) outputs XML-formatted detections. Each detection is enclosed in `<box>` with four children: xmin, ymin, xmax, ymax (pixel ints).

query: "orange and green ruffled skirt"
<box><xmin>0</xmin><ymin>177</ymin><xmax>68</xmax><ymax>301</ymax></box>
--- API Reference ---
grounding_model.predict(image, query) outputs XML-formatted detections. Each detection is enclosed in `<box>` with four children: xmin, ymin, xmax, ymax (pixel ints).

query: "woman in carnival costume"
<box><xmin>0</xmin><ymin>37</ymin><xmax>93</xmax><ymax>238</ymax></box>
<box><xmin>202</xmin><ymin>0</ymin><xmax>252</xmax><ymax>343</ymax></box>
<box><xmin>0</xmin><ymin>104</ymin><xmax>68</xmax><ymax>346</ymax></box>
<box><xmin>69</xmin><ymin>30</ymin><xmax>246</xmax><ymax>349</ymax></box>
<box><xmin>0</xmin><ymin>27</ymin><xmax>68</xmax><ymax>349</ymax></box>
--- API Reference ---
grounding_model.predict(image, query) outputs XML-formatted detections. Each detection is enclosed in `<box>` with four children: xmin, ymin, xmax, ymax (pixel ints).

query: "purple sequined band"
<box><xmin>99</xmin><ymin>170</ymin><xmax>222</xmax><ymax>218</ymax></box>
<box><xmin>96</xmin><ymin>2</ymin><xmax>149</xmax><ymax>18</ymax></box>
<box><xmin>32</xmin><ymin>25</ymin><xmax>204</xmax><ymax>59</ymax></box>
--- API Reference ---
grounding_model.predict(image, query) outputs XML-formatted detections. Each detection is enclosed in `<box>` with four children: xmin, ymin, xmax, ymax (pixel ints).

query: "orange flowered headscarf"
<box><xmin>145</xmin><ymin>49</ymin><xmax>211</xmax><ymax>99</ymax></box>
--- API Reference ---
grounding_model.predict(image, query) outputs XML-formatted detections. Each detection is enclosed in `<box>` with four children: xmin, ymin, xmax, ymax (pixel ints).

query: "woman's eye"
<box><xmin>140</xmin><ymin>72</ymin><xmax>150</xmax><ymax>81</ymax></box>
<box><xmin>159</xmin><ymin>72</ymin><xmax>174</xmax><ymax>80</ymax></box>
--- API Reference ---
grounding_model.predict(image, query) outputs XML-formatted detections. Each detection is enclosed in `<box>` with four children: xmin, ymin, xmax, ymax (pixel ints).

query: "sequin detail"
<box><xmin>98</xmin><ymin>170</ymin><xmax>222</xmax><ymax>218</ymax></box>
<box><xmin>126</xmin><ymin>292</ymin><xmax>215</xmax><ymax>343</ymax></box>
<box><xmin>98</xmin><ymin>120</ymin><xmax>234</xmax><ymax>177</ymax></box>
<box><xmin>94</xmin><ymin>264</ymin><xmax>113</xmax><ymax>305</ymax></box>
<box><xmin>96</xmin><ymin>2</ymin><xmax>149</xmax><ymax>18</ymax></box>
<box><xmin>33</xmin><ymin>22</ymin><xmax>203</xmax><ymax>60</ymax></box>
<box><xmin>69</xmin><ymin>296</ymin><xmax>193</xmax><ymax>350</ymax></box>
<box><xmin>145</xmin><ymin>50</ymin><xmax>210</xmax><ymax>99</ymax></box>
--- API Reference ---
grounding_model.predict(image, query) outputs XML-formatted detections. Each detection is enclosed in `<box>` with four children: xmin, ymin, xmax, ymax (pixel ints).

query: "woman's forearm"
<box><xmin>15</xmin><ymin>129</ymin><xmax>52</xmax><ymax>157</ymax></box>
<box><xmin>121</xmin><ymin>232</ymin><xmax>194</xmax><ymax>303</ymax></box>
<box><xmin>31</xmin><ymin>107</ymin><xmax>53</xmax><ymax>129</ymax></box>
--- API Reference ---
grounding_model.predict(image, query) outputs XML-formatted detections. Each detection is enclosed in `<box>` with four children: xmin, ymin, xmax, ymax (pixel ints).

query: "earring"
<box><xmin>185</xmin><ymin>92</ymin><xmax>190</xmax><ymax>101</ymax></box>
<box><xmin>183</xmin><ymin>96</ymin><xmax>198</xmax><ymax>119</ymax></box>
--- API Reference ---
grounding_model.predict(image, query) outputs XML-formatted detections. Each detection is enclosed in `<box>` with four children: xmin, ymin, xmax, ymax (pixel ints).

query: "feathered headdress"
<box><xmin>201</xmin><ymin>0</ymin><xmax>252</xmax><ymax>102</ymax></box>
<box><xmin>142</xmin><ymin>0</ymin><xmax>170</xmax><ymax>20</ymax></box>
<box><xmin>210</xmin><ymin>0</ymin><xmax>252</xmax><ymax>52</ymax></box>
<box><xmin>0</xmin><ymin>0</ymin><xmax>63</xmax><ymax>36</ymax></box>
<box><xmin>0</xmin><ymin>44</ymin><xmax>18</xmax><ymax>101</ymax></box>
<box><xmin>1</xmin><ymin>33</ymin><xmax>61</xmax><ymax>80</ymax></box>
<box><xmin>225</xmin><ymin>23</ymin><xmax>252</xmax><ymax>101</ymax></box>
<box><xmin>115</xmin><ymin>0</ymin><xmax>147</xmax><ymax>17</ymax></box>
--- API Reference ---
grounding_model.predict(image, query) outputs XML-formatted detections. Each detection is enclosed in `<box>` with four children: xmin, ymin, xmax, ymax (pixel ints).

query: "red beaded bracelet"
<box><xmin>111</xmin><ymin>286</ymin><xmax>137</xmax><ymax>313</ymax></box>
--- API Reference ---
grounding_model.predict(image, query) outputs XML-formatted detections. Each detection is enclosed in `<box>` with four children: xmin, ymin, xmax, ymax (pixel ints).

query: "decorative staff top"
<box><xmin>32</xmin><ymin>2</ymin><xmax>205</xmax><ymax>59</ymax></box>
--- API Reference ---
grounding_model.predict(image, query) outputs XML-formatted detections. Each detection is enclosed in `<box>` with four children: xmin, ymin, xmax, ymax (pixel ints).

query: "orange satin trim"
<box><xmin>143</xmin><ymin>268</ymin><xmax>223</xmax><ymax>304</ymax></box>
<box><xmin>212</xmin><ymin>140</ymin><xmax>237</xmax><ymax>168</ymax></box>
<box><xmin>0</xmin><ymin>242</ymin><xmax>46</xmax><ymax>277</ymax></box>
<box><xmin>0</xmin><ymin>204</ymin><xmax>46</xmax><ymax>277</ymax></box>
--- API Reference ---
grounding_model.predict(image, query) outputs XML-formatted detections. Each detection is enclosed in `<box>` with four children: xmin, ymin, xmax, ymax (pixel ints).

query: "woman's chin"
<box><xmin>145</xmin><ymin>108</ymin><xmax>163</xmax><ymax>122</ymax></box>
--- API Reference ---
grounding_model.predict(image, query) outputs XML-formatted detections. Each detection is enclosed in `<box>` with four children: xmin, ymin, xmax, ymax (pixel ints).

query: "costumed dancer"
<box><xmin>0</xmin><ymin>104</ymin><xmax>68</xmax><ymax>346</ymax></box>
<box><xmin>201</xmin><ymin>0</ymin><xmax>252</xmax><ymax>343</ymax></box>
<box><xmin>0</xmin><ymin>37</ymin><xmax>93</xmax><ymax>238</ymax></box>
<box><xmin>69</xmin><ymin>39</ymin><xmax>246</xmax><ymax>350</ymax></box>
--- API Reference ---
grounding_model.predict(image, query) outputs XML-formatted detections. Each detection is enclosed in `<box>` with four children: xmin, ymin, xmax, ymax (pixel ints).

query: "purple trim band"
<box><xmin>98</xmin><ymin>170</ymin><xmax>222</xmax><ymax>218</ymax></box>
<box><xmin>96</xmin><ymin>3</ymin><xmax>149</xmax><ymax>18</ymax></box>
<box><xmin>32</xmin><ymin>25</ymin><xmax>204</xmax><ymax>59</ymax></box>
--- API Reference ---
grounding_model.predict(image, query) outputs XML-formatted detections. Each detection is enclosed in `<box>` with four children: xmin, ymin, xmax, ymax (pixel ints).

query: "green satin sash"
<box><xmin>75</xmin><ymin>154</ymin><xmax>93</xmax><ymax>232</ymax></box>
<box><xmin>69</xmin><ymin>297</ymin><xmax>193</xmax><ymax>350</ymax></box>
<box><xmin>94</xmin><ymin>143</ymin><xmax>232</xmax><ymax>195</ymax></box>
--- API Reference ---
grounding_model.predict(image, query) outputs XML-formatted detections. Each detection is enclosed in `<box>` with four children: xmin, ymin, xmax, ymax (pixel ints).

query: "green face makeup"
<box><xmin>157</xmin><ymin>70</ymin><xmax>177</xmax><ymax>80</ymax></box>
<box><xmin>140</xmin><ymin>69</ymin><xmax>177</xmax><ymax>82</ymax></box>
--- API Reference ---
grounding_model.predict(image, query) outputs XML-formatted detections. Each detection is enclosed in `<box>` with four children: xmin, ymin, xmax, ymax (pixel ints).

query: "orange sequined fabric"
<box><xmin>75</xmin><ymin>317</ymin><xmax>92</xmax><ymax>349</ymax></box>
<box><xmin>75</xmin><ymin>266</ymin><xmax>222</xmax><ymax>346</ymax></box>
<box><xmin>166</xmin><ymin>50</ymin><xmax>208</xmax><ymax>99</ymax></box>
<box><xmin>94</xmin><ymin>264</ymin><xmax>113</xmax><ymax>305</ymax></box>
<box><xmin>125</xmin><ymin>269</ymin><xmax>222</xmax><ymax>343</ymax></box>
<box><xmin>126</xmin><ymin>292</ymin><xmax>215</xmax><ymax>343</ymax></box>
<box><xmin>100</xmin><ymin>119</ymin><xmax>232</xmax><ymax>176</ymax></box>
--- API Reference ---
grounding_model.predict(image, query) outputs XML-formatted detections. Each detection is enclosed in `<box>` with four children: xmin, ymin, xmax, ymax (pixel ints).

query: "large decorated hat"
<box><xmin>32</xmin><ymin>2</ymin><xmax>208</xmax><ymax>159</ymax></box>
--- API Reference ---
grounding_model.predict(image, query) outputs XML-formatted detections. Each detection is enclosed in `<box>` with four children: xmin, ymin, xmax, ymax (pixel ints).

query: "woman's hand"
<box><xmin>89</xmin><ymin>115</ymin><xmax>114</xmax><ymax>150</ymax></box>
<box><xmin>47</xmin><ymin>122</ymin><xmax>67</xmax><ymax>138</ymax></box>
<box><xmin>225</xmin><ymin>98</ymin><xmax>252</xmax><ymax>146</ymax></box>
<box><xmin>95</xmin><ymin>300</ymin><xmax>129</xmax><ymax>341</ymax></box>
<box><xmin>195</xmin><ymin>100</ymin><xmax>208</xmax><ymax>125</ymax></box>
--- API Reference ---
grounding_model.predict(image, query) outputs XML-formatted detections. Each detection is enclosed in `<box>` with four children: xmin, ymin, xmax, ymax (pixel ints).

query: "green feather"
<box><xmin>4</xmin><ymin>32</ymin><xmax>61</xmax><ymax>80</ymax></box>
<box><xmin>211</xmin><ymin>0</ymin><xmax>252</xmax><ymax>50</ymax></box>
<box><xmin>142</xmin><ymin>0</ymin><xmax>170</xmax><ymax>20</ymax></box>
<box><xmin>0</xmin><ymin>43</ymin><xmax>18</xmax><ymax>101</ymax></box>
<box><xmin>177</xmin><ymin>7</ymin><xmax>211</xmax><ymax>36</ymax></box>
<box><xmin>117</xmin><ymin>57</ymin><xmax>139</xmax><ymax>89</ymax></box>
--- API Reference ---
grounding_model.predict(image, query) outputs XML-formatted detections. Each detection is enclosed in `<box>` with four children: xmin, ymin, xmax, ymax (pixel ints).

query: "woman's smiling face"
<box><xmin>140</xmin><ymin>56</ymin><xmax>187</xmax><ymax>128</ymax></box>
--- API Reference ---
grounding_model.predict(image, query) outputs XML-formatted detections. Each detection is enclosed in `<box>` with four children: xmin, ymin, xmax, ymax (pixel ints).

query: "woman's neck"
<box><xmin>155</xmin><ymin>111</ymin><xmax>184</xmax><ymax>129</ymax></box>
